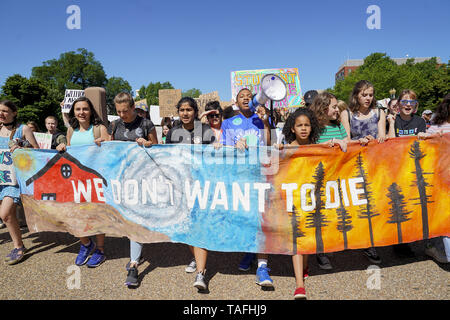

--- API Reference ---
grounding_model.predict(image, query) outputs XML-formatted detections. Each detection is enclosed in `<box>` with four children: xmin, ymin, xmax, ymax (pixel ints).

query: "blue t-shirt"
<box><xmin>70</xmin><ymin>125</ymin><xmax>95</xmax><ymax>146</ymax></box>
<box><xmin>220</xmin><ymin>113</ymin><xmax>265</xmax><ymax>146</ymax></box>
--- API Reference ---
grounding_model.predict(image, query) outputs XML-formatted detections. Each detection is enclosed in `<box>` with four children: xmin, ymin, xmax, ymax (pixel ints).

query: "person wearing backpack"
<box><xmin>56</xmin><ymin>96</ymin><xmax>109</xmax><ymax>268</ymax></box>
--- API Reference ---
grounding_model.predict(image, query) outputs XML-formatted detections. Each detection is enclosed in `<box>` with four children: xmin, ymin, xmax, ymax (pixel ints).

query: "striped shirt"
<box><xmin>317</xmin><ymin>123</ymin><xmax>348</xmax><ymax>143</ymax></box>
<box><xmin>427</xmin><ymin>122</ymin><xmax>450</xmax><ymax>134</ymax></box>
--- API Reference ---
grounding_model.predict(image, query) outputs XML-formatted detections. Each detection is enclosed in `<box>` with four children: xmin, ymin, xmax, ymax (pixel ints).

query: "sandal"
<box><xmin>5</xmin><ymin>246</ymin><xmax>27</xmax><ymax>265</ymax></box>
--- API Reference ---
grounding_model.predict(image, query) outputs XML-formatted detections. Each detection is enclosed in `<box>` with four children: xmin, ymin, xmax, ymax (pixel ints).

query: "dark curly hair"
<box><xmin>309</xmin><ymin>91</ymin><xmax>339</xmax><ymax>131</ymax></box>
<box><xmin>282</xmin><ymin>107</ymin><xmax>320</xmax><ymax>144</ymax></box>
<box><xmin>431</xmin><ymin>93</ymin><xmax>450</xmax><ymax>125</ymax></box>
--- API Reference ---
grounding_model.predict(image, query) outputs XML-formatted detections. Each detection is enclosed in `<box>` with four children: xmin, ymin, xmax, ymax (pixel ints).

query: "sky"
<box><xmin>0</xmin><ymin>0</ymin><xmax>449</xmax><ymax>101</ymax></box>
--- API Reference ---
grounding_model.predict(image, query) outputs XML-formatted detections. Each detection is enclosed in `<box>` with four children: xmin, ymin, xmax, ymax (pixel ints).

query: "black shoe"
<box><xmin>316</xmin><ymin>253</ymin><xmax>333</xmax><ymax>270</ymax></box>
<box><xmin>125</xmin><ymin>267</ymin><xmax>139</xmax><ymax>287</ymax></box>
<box><xmin>363</xmin><ymin>247</ymin><xmax>381</xmax><ymax>264</ymax></box>
<box><xmin>393</xmin><ymin>244</ymin><xmax>415</xmax><ymax>258</ymax></box>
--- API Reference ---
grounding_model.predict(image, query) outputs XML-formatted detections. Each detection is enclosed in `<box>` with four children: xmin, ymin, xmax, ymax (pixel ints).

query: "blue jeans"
<box><xmin>130</xmin><ymin>240</ymin><xmax>143</xmax><ymax>263</ymax></box>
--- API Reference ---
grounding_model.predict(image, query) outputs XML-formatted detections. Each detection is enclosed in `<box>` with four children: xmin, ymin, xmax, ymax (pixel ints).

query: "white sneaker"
<box><xmin>425</xmin><ymin>245</ymin><xmax>449</xmax><ymax>264</ymax></box>
<box><xmin>193</xmin><ymin>270</ymin><xmax>207</xmax><ymax>290</ymax></box>
<box><xmin>185</xmin><ymin>259</ymin><xmax>197</xmax><ymax>273</ymax></box>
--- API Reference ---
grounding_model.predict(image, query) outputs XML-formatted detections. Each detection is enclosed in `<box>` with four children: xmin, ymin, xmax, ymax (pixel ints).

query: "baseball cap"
<box><xmin>422</xmin><ymin>109</ymin><xmax>432</xmax><ymax>116</ymax></box>
<box><xmin>135</xmin><ymin>102</ymin><xmax>149</xmax><ymax>112</ymax></box>
<box><xmin>303</xmin><ymin>90</ymin><xmax>318</xmax><ymax>107</ymax></box>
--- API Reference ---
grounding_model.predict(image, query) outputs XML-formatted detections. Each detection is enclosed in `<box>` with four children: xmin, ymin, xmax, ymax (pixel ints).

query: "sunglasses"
<box><xmin>207</xmin><ymin>113</ymin><xmax>221</xmax><ymax>119</ymax></box>
<box><xmin>400</xmin><ymin>100</ymin><xmax>418</xmax><ymax>107</ymax></box>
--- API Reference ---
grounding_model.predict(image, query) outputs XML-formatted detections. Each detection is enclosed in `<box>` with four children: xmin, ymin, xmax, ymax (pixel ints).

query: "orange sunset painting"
<box><xmin>264</xmin><ymin>134</ymin><xmax>450</xmax><ymax>255</ymax></box>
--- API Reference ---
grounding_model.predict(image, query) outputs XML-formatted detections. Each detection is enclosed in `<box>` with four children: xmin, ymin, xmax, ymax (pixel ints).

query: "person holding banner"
<box><xmin>199</xmin><ymin>101</ymin><xmax>223</xmax><ymax>142</ymax></box>
<box><xmin>166</xmin><ymin>97</ymin><xmax>216</xmax><ymax>291</ymax></box>
<box><xmin>107</xmin><ymin>92</ymin><xmax>158</xmax><ymax>287</ymax></box>
<box><xmin>220</xmin><ymin>88</ymin><xmax>275</xmax><ymax>287</ymax></box>
<box><xmin>275</xmin><ymin>107</ymin><xmax>321</xmax><ymax>299</ymax></box>
<box><xmin>340</xmin><ymin>80</ymin><xmax>387</xmax><ymax>146</ymax></box>
<box><xmin>56</xmin><ymin>96</ymin><xmax>109</xmax><ymax>268</ymax></box>
<box><xmin>309</xmin><ymin>92</ymin><xmax>350</xmax><ymax>270</ymax></box>
<box><xmin>0</xmin><ymin>100</ymin><xmax>39</xmax><ymax>265</ymax></box>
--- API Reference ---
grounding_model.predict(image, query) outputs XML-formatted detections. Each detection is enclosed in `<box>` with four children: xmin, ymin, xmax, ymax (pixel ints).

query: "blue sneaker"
<box><xmin>75</xmin><ymin>241</ymin><xmax>96</xmax><ymax>266</ymax></box>
<box><xmin>87</xmin><ymin>249</ymin><xmax>106</xmax><ymax>268</ymax></box>
<box><xmin>256</xmin><ymin>264</ymin><xmax>273</xmax><ymax>287</ymax></box>
<box><xmin>238</xmin><ymin>253</ymin><xmax>256</xmax><ymax>271</ymax></box>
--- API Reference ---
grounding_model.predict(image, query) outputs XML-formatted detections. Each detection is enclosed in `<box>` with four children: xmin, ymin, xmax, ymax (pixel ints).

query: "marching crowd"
<box><xmin>0</xmin><ymin>80</ymin><xmax>449</xmax><ymax>299</ymax></box>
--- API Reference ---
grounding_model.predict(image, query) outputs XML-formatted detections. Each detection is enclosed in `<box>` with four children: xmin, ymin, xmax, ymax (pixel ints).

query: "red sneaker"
<box><xmin>294</xmin><ymin>287</ymin><xmax>306</xmax><ymax>300</ymax></box>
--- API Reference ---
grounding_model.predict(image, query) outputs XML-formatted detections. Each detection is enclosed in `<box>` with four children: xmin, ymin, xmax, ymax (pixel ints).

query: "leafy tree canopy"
<box><xmin>31</xmin><ymin>48</ymin><xmax>107</xmax><ymax>99</ymax></box>
<box><xmin>330</xmin><ymin>53</ymin><xmax>449</xmax><ymax>113</ymax></box>
<box><xmin>136</xmin><ymin>81</ymin><xmax>174</xmax><ymax>106</ymax></box>
<box><xmin>182</xmin><ymin>88</ymin><xmax>202</xmax><ymax>98</ymax></box>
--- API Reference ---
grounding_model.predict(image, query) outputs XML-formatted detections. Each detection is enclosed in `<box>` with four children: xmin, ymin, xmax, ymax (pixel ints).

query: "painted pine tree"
<box><xmin>386</xmin><ymin>182</ymin><xmax>412</xmax><ymax>244</ymax></box>
<box><xmin>305</xmin><ymin>162</ymin><xmax>329</xmax><ymax>253</ymax></box>
<box><xmin>291</xmin><ymin>205</ymin><xmax>305</xmax><ymax>254</ymax></box>
<box><xmin>408</xmin><ymin>141</ymin><xmax>433</xmax><ymax>240</ymax></box>
<box><xmin>336</xmin><ymin>178</ymin><xmax>353</xmax><ymax>250</ymax></box>
<box><xmin>355</xmin><ymin>153</ymin><xmax>379</xmax><ymax>247</ymax></box>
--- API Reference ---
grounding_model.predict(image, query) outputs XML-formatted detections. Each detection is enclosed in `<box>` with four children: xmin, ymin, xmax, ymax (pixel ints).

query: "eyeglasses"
<box><xmin>400</xmin><ymin>100</ymin><xmax>418</xmax><ymax>107</ymax></box>
<box><xmin>207</xmin><ymin>114</ymin><xmax>221</xmax><ymax>119</ymax></box>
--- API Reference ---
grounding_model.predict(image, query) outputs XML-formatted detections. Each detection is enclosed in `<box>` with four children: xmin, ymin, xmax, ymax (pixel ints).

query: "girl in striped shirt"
<box><xmin>309</xmin><ymin>92</ymin><xmax>349</xmax><ymax>152</ymax></box>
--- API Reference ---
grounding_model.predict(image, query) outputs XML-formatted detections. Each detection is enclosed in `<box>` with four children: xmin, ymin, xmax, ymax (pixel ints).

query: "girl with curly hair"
<box><xmin>309</xmin><ymin>91</ymin><xmax>349</xmax><ymax>152</ymax></box>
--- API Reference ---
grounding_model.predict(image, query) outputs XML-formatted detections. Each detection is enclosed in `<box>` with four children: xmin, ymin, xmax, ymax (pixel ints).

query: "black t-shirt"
<box><xmin>166</xmin><ymin>120</ymin><xmax>215</xmax><ymax>145</ymax></box>
<box><xmin>108</xmin><ymin>116</ymin><xmax>155</xmax><ymax>142</ymax></box>
<box><xmin>394</xmin><ymin>115</ymin><xmax>426</xmax><ymax>137</ymax></box>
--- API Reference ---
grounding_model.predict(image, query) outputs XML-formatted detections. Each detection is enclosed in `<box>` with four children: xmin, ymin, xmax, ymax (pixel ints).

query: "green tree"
<box><xmin>104</xmin><ymin>77</ymin><xmax>132</xmax><ymax>114</ymax></box>
<box><xmin>331</xmin><ymin>53</ymin><xmax>449</xmax><ymax>113</ymax></box>
<box><xmin>182</xmin><ymin>88</ymin><xmax>202</xmax><ymax>98</ymax></box>
<box><xmin>31</xmin><ymin>48</ymin><xmax>107</xmax><ymax>99</ymax></box>
<box><xmin>137</xmin><ymin>81</ymin><xmax>174</xmax><ymax>106</ymax></box>
<box><xmin>0</xmin><ymin>74</ymin><xmax>61</xmax><ymax>129</ymax></box>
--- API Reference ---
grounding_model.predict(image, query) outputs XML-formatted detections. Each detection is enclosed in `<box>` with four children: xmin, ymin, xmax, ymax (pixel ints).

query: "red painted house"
<box><xmin>26</xmin><ymin>152</ymin><xmax>107</xmax><ymax>203</ymax></box>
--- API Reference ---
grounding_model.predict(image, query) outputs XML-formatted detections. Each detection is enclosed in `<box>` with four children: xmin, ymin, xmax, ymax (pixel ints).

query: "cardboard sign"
<box><xmin>195</xmin><ymin>91</ymin><xmax>220</xmax><ymax>115</ymax></box>
<box><xmin>159</xmin><ymin>89</ymin><xmax>182</xmax><ymax>118</ymax></box>
<box><xmin>62</xmin><ymin>90</ymin><xmax>85</xmax><ymax>113</ymax></box>
<box><xmin>231</xmin><ymin>68</ymin><xmax>303</xmax><ymax>109</ymax></box>
<box><xmin>33</xmin><ymin>132</ymin><xmax>52</xmax><ymax>150</ymax></box>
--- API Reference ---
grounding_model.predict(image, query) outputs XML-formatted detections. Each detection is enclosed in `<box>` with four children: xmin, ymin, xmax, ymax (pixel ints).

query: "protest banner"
<box><xmin>13</xmin><ymin>134</ymin><xmax>450</xmax><ymax>254</ymax></box>
<box><xmin>62</xmin><ymin>89</ymin><xmax>85</xmax><ymax>113</ymax></box>
<box><xmin>231</xmin><ymin>68</ymin><xmax>303</xmax><ymax>109</ymax></box>
<box><xmin>0</xmin><ymin>138</ymin><xmax>16</xmax><ymax>186</ymax></box>
<box><xmin>159</xmin><ymin>89</ymin><xmax>182</xmax><ymax>118</ymax></box>
<box><xmin>33</xmin><ymin>132</ymin><xmax>52</xmax><ymax>150</ymax></box>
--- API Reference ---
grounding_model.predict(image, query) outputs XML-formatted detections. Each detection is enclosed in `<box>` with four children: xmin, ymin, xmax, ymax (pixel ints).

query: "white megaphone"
<box><xmin>248</xmin><ymin>73</ymin><xmax>287</xmax><ymax>112</ymax></box>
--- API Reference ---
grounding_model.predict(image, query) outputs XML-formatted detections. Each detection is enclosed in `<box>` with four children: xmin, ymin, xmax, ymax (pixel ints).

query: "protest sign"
<box><xmin>33</xmin><ymin>132</ymin><xmax>52</xmax><ymax>149</ymax></box>
<box><xmin>195</xmin><ymin>91</ymin><xmax>220</xmax><ymax>115</ymax></box>
<box><xmin>231</xmin><ymin>68</ymin><xmax>303</xmax><ymax>109</ymax></box>
<box><xmin>159</xmin><ymin>89</ymin><xmax>182</xmax><ymax>118</ymax></box>
<box><xmin>0</xmin><ymin>138</ymin><xmax>16</xmax><ymax>186</ymax></box>
<box><xmin>62</xmin><ymin>89</ymin><xmax>85</xmax><ymax>113</ymax></box>
<box><xmin>13</xmin><ymin>135</ymin><xmax>450</xmax><ymax>254</ymax></box>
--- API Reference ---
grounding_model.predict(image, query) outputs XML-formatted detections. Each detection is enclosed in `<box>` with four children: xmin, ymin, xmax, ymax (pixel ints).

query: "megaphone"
<box><xmin>248</xmin><ymin>74</ymin><xmax>287</xmax><ymax>112</ymax></box>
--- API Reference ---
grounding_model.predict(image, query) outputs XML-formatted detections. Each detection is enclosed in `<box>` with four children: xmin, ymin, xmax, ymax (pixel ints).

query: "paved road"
<box><xmin>0</xmin><ymin>226</ymin><xmax>448</xmax><ymax>300</ymax></box>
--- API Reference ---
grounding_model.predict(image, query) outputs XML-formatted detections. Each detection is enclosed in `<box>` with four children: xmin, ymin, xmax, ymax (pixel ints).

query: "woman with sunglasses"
<box><xmin>389</xmin><ymin>89</ymin><xmax>427</xmax><ymax>138</ymax></box>
<box><xmin>200</xmin><ymin>101</ymin><xmax>223</xmax><ymax>142</ymax></box>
